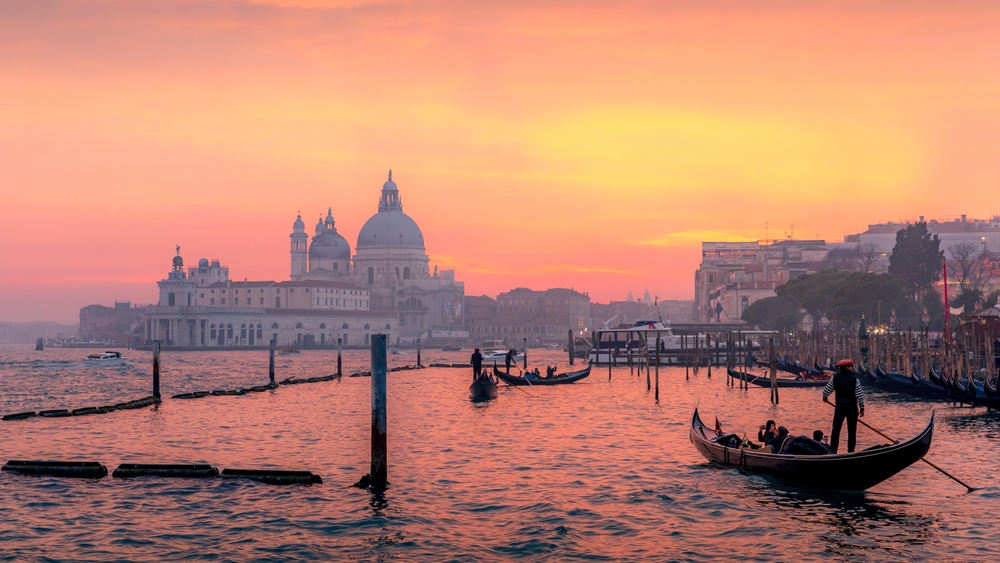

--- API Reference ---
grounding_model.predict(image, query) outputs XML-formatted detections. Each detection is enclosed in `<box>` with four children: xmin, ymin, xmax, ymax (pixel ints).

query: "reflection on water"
<box><xmin>0</xmin><ymin>344</ymin><xmax>997</xmax><ymax>561</ymax></box>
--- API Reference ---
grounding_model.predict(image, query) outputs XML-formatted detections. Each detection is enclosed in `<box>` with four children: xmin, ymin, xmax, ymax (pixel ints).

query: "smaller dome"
<box><xmin>198</xmin><ymin>258</ymin><xmax>209</xmax><ymax>268</ymax></box>
<box><xmin>172</xmin><ymin>255</ymin><xmax>184</xmax><ymax>268</ymax></box>
<box><xmin>293</xmin><ymin>213</ymin><xmax>305</xmax><ymax>231</ymax></box>
<box><xmin>315</xmin><ymin>216</ymin><xmax>325</xmax><ymax>236</ymax></box>
<box><xmin>383</xmin><ymin>170</ymin><xmax>397</xmax><ymax>191</ymax></box>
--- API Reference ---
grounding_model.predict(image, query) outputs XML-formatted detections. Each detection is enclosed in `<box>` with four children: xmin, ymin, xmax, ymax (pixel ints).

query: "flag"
<box><xmin>714</xmin><ymin>417</ymin><xmax>723</xmax><ymax>436</ymax></box>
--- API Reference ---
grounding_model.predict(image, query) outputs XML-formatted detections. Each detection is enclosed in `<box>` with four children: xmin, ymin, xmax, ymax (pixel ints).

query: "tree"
<box><xmin>920</xmin><ymin>288</ymin><xmax>945</xmax><ymax>331</ymax></box>
<box><xmin>827</xmin><ymin>247</ymin><xmax>861</xmax><ymax>272</ymax></box>
<box><xmin>776</xmin><ymin>269</ymin><xmax>849</xmax><ymax>323</ymax></box>
<box><xmin>888</xmin><ymin>222</ymin><xmax>943</xmax><ymax>300</ymax></box>
<box><xmin>858</xmin><ymin>242</ymin><xmax>884</xmax><ymax>274</ymax></box>
<box><xmin>983</xmin><ymin>289</ymin><xmax>1000</xmax><ymax>310</ymax></box>
<box><xmin>947</xmin><ymin>242</ymin><xmax>994</xmax><ymax>315</ymax></box>
<box><xmin>827</xmin><ymin>273</ymin><xmax>910</xmax><ymax>325</ymax></box>
<box><xmin>741</xmin><ymin>297</ymin><xmax>802</xmax><ymax>331</ymax></box>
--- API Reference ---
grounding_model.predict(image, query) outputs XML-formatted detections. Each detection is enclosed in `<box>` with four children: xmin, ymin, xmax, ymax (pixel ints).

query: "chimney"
<box><xmin>962</xmin><ymin>214</ymin><xmax>967</xmax><ymax>222</ymax></box>
<box><xmin>919</xmin><ymin>216</ymin><xmax>924</xmax><ymax>222</ymax></box>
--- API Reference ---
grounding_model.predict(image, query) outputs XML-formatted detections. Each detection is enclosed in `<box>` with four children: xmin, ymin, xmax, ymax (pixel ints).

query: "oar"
<box><xmin>825</xmin><ymin>403</ymin><xmax>975</xmax><ymax>492</ymax></box>
<box><xmin>495</xmin><ymin>368</ymin><xmax>535</xmax><ymax>397</ymax></box>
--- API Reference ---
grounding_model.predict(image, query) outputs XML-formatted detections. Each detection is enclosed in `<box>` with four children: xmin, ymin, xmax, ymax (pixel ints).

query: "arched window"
<box><xmin>368</xmin><ymin>267</ymin><xmax>375</xmax><ymax>285</ymax></box>
<box><xmin>385</xmin><ymin>324</ymin><xmax>391</xmax><ymax>330</ymax></box>
<box><xmin>295</xmin><ymin>322</ymin><xmax>303</xmax><ymax>329</ymax></box>
<box><xmin>210</xmin><ymin>324</ymin><xmax>217</xmax><ymax>339</ymax></box>
<box><xmin>271</xmin><ymin>322</ymin><xmax>280</xmax><ymax>329</ymax></box>
<box><xmin>403</xmin><ymin>267</ymin><xmax>410</xmax><ymax>279</ymax></box>
<box><xmin>364</xmin><ymin>323</ymin><xmax>370</xmax><ymax>330</ymax></box>
<box><xmin>226</xmin><ymin>324</ymin><xmax>233</xmax><ymax>339</ymax></box>
<box><xmin>256</xmin><ymin>324</ymin><xmax>263</xmax><ymax>339</ymax></box>
<box><xmin>342</xmin><ymin>323</ymin><xmax>349</xmax><ymax>329</ymax></box>
<box><xmin>404</xmin><ymin>297</ymin><xmax>423</xmax><ymax>308</ymax></box>
<box><xmin>240</xmin><ymin>324</ymin><xmax>247</xmax><ymax>339</ymax></box>
<box><xmin>319</xmin><ymin>323</ymin><xmax>326</xmax><ymax>329</ymax></box>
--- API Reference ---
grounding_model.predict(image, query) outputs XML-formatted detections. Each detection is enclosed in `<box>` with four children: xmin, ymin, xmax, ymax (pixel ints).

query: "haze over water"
<box><xmin>1</xmin><ymin>345</ymin><xmax>997</xmax><ymax>561</ymax></box>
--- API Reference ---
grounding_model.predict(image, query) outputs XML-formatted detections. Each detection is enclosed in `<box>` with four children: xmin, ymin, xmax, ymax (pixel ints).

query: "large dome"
<box><xmin>357</xmin><ymin>211</ymin><xmax>424</xmax><ymax>249</ymax></box>
<box><xmin>357</xmin><ymin>170</ymin><xmax>425</xmax><ymax>250</ymax></box>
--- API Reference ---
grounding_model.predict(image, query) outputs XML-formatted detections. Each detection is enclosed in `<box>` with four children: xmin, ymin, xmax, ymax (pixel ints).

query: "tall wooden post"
<box><xmin>769</xmin><ymin>336</ymin><xmax>778</xmax><ymax>404</ymax></box>
<box><xmin>684</xmin><ymin>334</ymin><xmax>689</xmax><ymax>381</ymax></box>
<box><xmin>707</xmin><ymin>332</ymin><xmax>712</xmax><ymax>378</ymax></box>
<box><xmin>646</xmin><ymin>339</ymin><xmax>652</xmax><ymax>391</ymax></box>
<box><xmin>523</xmin><ymin>337</ymin><xmax>528</xmax><ymax>370</ymax></box>
<box><xmin>152</xmin><ymin>340</ymin><xmax>161</xmax><ymax>399</ymax></box>
<box><xmin>269</xmin><ymin>334</ymin><xmax>276</xmax><ymax>384</ymax></box>
<box><xmin>370</xmin><ymin>334</ymin><xmax>388</xmax><ymax>488</ymax></box>
<box><xmin>654</xmin><ymin>334</ymin><xmax>660</xmax><ymax>402</ymax></box>
<box><xmin>416</xmin><ymin>337</ymin><xmax>421</xmax><ymax>368</ymax></box>
<box><xmin>568</xmin><ymin>329</ymin><xmax>575</xmax><ymax>366</ymax></box>
<box><xmin>608</xmin><ymin>332</ymin><xmax>612</xmax><ymax>381</ymax></box>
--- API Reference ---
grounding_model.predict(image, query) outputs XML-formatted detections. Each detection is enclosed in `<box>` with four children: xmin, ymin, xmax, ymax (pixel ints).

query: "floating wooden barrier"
<box><xmin>38</xmin><ymin>409</ymin><xmax>71</xmax><ymax>418</ymax></box>
<box><xmin>172</xmin><ymin>393</ymin><xmax>202</xmax><ymax>400</ymax></box>
<box><xmin>349</xmin><ymin>371</ymin><xmax>372</xmax><ymax>378</ymax></box>
<box><xmin>99</xmin><ymin>405</ymin><xmax>118</xmax><ymax>413</ymax></box>
<box><xmin>2</xmin><ymin>460</ymin><xmax>108</xmax><ymax>479</ymax></box>
<box><xmin>211</xmin><ymin>389</ymin><xmax>246</xmax><ymax>396</ymax></box>
<box><xmin>71</xmin><ymin>407</ymin><xmax>105</xmax><ymax>416</ymax></box>
<box><xmin>113</xmin><ymin>463</ymin><xmax>219</xmax><ymax>479</ymax></box>
<box><xmin>2</xmin><ymin>412</ymin><xmax>36</xmax><ymax>421</ymax></box>
<box><xmin>221</xmin><ymin>468</ymin><xmax>322</xmax><ymax>485</ymax></box>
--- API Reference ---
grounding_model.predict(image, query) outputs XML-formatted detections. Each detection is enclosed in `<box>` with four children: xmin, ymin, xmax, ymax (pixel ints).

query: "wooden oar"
<box><xmin>825</xmin><ymin>403</ymin><xmax>975</xmax><ymax>492</ymax></box>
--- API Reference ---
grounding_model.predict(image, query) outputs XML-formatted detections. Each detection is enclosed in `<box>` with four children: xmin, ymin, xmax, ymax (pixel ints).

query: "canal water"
<box><xmin>0</xmin><ymin>344</ymin><xmax>998</xmax><ymax>561</ymax></box>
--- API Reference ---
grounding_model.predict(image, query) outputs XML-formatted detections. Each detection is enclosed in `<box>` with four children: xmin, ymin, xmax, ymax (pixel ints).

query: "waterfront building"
<box><xmin>79</xmin><ymin>301</ymin><xmax>145</xmax><ymax>345</ymax></box>
<box><xmin>473</xmin><ymin>287</ymin><xmax>590</xmax><ymax>345</ymax></box>
<box><xmin>142</xmin><ymin>171</ymin><xmax>463</xmax><ymax>347</ymax></box>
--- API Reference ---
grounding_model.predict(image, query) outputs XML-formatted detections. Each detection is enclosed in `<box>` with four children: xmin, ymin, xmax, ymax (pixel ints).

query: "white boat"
<box><xmin>482</xmin><ymin>350</ymin><xmax>525</xmax><ymax>362</ymax></box>
<box><xmin>83</xmin><ymin>351</ymin><xmax>125</xmax><ymax>366</ymax></box>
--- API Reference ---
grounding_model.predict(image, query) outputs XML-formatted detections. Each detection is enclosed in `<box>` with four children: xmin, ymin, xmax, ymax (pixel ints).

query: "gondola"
<box><xmin>858</xmin><ymin>368</ymin><xmax>953</xmax><ymax>402</ymax></box>
<box><xmin>727</xmin><ymin>367</ymin><xmax>828</xmax><ymax>388</ymax></box>
<box><xmin>469</xmin><ymin>374</ymin><xmax>498</xmax><ymax>402</ymax></box>
<box><xmin>690</xmin><ymin>407</ymin><xmax>934</xmax><ymax>491</ymax></box>
<box><xmin>492</xmin><ymin>365</ymin><xmax>591</xmax><ymax>386</ymax></box>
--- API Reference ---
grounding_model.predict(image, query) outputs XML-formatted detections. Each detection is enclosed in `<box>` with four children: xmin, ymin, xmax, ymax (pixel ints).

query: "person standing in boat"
<box><xmin>822</xmin><ymin>359</ymin><xmax>866</xmax><ymax>454</ymax></box>
<box><xmin>471</xmin><ymin>348</ymin><xmax>483</xmax><ymax>381</ymax></box>
<box><xmin>505</xmin><ymin>349</ymin><xmax>515</xmax><ymax>373</ymax></box>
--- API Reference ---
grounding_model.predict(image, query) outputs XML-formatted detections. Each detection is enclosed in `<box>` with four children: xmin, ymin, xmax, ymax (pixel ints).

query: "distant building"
<box><xmin>473</xmin><ymin>288</ymin><xmax>591</xmax><ymax>345</ymax></box>
<box><xmin>142</xmin><ymin>171</ymin><xmax>463</xmax><ymax>347</ymax></box>
<box><xmin>0</xmin><ymin>323</ymin><xmax>12</xmax><ymax>344</ymax></box>
<box><xmin>693</xmin><ymin>240</ymin><xmax>832</xmax><ymax>323</ymax></box>
<box><xmin>591</xmin><ymin>293</ymin><xmax>693</xmax><ymax>330</ymax></box>
<box><xmin>79</xmin><ymin>301</ymin><xmax>145</xmax><ymax>344</ymax></box>
<box><xmin>851</xmin><ymin>215</ymin><xmax>1000</xmax><ymax>256</ymax></box>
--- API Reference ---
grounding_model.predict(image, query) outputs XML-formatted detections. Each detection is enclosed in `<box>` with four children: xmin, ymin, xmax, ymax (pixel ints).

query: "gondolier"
<box><xmin>470</xmin><ymin>348</ymin><xmax>483</xmax><ymax>380</ymax></box>
<box><xmin>504</xmin><ymin>349</ymin><xmax>515</xmax><ymax>372</ymax></box>
<box><xmin>822</xmin><ymin>359</ymin><xmax>866</xmax><ymax>454</ymax></box>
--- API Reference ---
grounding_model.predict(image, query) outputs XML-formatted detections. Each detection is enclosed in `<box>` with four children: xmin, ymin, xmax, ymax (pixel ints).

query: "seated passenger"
<box><xmin>779</xmin><ymin>434</ymin><xmax>832</xmax><ymax>455</ymax></box>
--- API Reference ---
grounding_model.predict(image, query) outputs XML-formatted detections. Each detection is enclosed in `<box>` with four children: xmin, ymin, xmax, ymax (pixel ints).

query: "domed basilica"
<box><xmin>145</xmin><ymin>172</ymin><xmax>465</xmax><ymax>348</ymax></box>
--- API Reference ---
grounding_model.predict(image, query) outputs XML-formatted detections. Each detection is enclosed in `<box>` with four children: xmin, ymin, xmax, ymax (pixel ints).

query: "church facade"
<box><xmin>142</xmin><ymin>172</ymin><xmax>465</xmax><ymax>348</ymax></box>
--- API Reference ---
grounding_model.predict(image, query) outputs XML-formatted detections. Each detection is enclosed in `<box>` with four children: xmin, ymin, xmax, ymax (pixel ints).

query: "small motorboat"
<box><xmin>276</xmin><ymin>349</ymin><xmax>301</xmax><ymax>357</ymax></box>
<box><xmin>469</xmin><ymin>374</ymin><xmax>499</xmax><ymax>402</ymax></box>
<box><xmin>690</xmin><ymin>407</ymin><xmax>933</xmax><ymax>491</ymax></box>
<box><xmin>482</xmin><ymin>349</ymin><xmax>524</xmax><ymax>362</ymax></box>
<box><xmin>83</xmin><ymin>351</ymin><xmax>125</xmax><ymax>367</ymax></box>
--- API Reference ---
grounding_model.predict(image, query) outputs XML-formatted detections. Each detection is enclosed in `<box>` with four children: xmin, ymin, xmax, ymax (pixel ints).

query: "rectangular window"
<box><xmin>211</xmin><ymin>298</ymin><xmax>215</xmax><ymax>305</ymax></box>
<box><xmin>200</xmin><ymin>293</ymin><xmax>204</xmax><ymax>298</ymax></box>
<box><xmin>222</xmin><ymin>298</ymin><xmax>226</xmax><ymax>305</ymax></box>
<box><xmin>168</xmin><ymin>293</ymin><xmax>175</xmax><ymax>306</ymax></box>
<box><xmin>211</xmin><ymin>289</ymin><xmax>215</xmax><ymax>294</ymax></box>
<box><xmin>260</xmin><ymin>298</ymin><xmax>264</xmax><ymax>305</ymax></box>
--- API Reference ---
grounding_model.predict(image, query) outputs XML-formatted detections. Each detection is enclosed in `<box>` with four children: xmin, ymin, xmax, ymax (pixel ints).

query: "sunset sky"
<box><xmin>2</xmin><ymin>0</ymin><xmax>999</xmax><ymax>323</ymax></box>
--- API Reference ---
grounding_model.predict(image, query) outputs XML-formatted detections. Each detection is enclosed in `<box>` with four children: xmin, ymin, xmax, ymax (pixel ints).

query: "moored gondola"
<box><xmin>469</xmin><ymin>374</ymin><xmax>498</xmax><ymax>402</ymax></box>
<box><xmin>690</xmin><ymin>407</ymin><xmax>934</xmax><ymax>491</ymax></box>
<box><xmin>493</xmin><ymin>365</ymin><xmax>591</xmax><ymax>386</ymax></box>
<box><xmin>727</xmin><ymin>367</ymin><xmax>828</xmax><ymax>388</ymax></box>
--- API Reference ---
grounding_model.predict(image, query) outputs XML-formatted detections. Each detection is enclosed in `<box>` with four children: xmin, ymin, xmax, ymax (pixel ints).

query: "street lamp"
<box><xmin>922</xmin><ymin>308</ymin><xmax>930</xmax><ymax>331</ymax></box>
<box><xmin>890</xmin><ymin>309</ymin><xmax>898</xmax><ymax>331</ymax></box>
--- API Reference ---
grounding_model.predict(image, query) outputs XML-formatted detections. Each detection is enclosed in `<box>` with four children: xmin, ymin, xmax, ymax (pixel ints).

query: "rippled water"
<box><xmin>1</xmin><ymin>344</ymin><xmax>998</xmax><ymax>561</ymax></box>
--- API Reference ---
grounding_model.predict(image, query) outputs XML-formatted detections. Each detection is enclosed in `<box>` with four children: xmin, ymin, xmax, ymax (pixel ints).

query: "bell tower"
<box><xmin>290</xmin><ymin>213</ymin><xmax>308</xmax><ymax>277</ymax></box>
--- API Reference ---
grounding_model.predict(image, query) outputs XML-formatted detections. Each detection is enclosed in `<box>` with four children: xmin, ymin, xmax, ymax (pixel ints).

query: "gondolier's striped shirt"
<box><xmin>823</xmin><ymin>376</ymin><xmax>865</xmax><ymax>409</ymax></box>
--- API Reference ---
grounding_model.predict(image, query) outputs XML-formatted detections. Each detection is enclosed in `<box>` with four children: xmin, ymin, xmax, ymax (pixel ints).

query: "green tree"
<box><xmin>827</xmin><ymin>273</ymin><xmax>910</xmax><ymax>325</ymax></box>
<box><xmin>775</xmin><ymin>269</ymin><xmax>849</xmax><ymax>322</ymax></box>
<box><xmin>888</xmin><ymin>222</ymin><xmax>943</xmax><ymax>300</ymax></box>
<box><xmin>741</xmin><ymin>297</ymin><xmax>802</xmax><ymax>331</ymax></box>
<box><xmin>920</xmin><ymin>288</ymin><xmax>945</xmax><ymax>330</ymax></box>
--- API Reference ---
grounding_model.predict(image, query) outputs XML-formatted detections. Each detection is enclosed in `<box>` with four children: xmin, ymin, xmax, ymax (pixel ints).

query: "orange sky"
<box><xmin>2</xmin><ymin>0</ymin><xmax>1000</xmax><ymax>323</ymax></box>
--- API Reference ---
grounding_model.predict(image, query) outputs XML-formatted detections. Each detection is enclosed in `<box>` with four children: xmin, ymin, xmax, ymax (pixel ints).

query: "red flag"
<box><xmin>714</xmin><ymin>417</ymin><xmax>723</xmax><ymax>436</ymax></box>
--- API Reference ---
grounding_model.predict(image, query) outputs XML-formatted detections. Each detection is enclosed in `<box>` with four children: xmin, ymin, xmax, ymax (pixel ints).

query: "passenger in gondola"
<box><xmin>545</xmin><ymin>365</ymin><xmax>556</xmax><ymax>378</ymax></box>
<box><xmin>471</xmin><ymin>348</ymin><xmax>483</xmax><ymax>381</ymax></box>
<box><xmin>823</xmin><ymin>359</ymin><xmax>866</xmax><ymax>453</ymax></box>
<box><xmin>525</xmin><ymin>368</ymin><xmax>538</xmax><ymax>380</ymax></box>
<box><xmin>758</xmin><ymin>420</ymin><xmax>785</xmax><ymax>451</ymax></box>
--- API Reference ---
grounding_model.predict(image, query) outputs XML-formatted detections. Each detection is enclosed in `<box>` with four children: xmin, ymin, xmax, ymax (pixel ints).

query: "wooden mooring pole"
<box><xmin>152</xmin><ymin>340</ymin><xmax>161</xmax><ymax>399</ymax></box>
<box><xmin>269</xmin><ymin>334</ymin><xmax>276</xmax><ymax>384</ymax></box>
<box><xmin>523</xmin><ymin>338</ymin><xmax>528</xmax><ymax>370</ymax></box>
<box><xmin>416</xmin><ymin>337</ymin><xmax>421</xmax><ymax>368</ymax></box>
<box><xmin>655</xmin><ymin>334</ymin><xmax>660</xmax><ymax>403</ymax></box>
<box><xmin>337</xmin><ymin>337</ymin><xmax>343</xmax><ymax>377</ymax></box>
<box><xmin>684</xmin><ymin>334</ymin><xmax>689</xmax><ymax>381</ymax></box>
<box><xmin>707</xmin><ymin>333</ymin><xmax>712</xmax><ymax>379</ymax></box>
<box><xmin>370</xmin><ymin>334</ymin><xmax>388</xmax><ymax>489</ymax></box>
<box><xmin>769</xmin><ymin>336</ymin><xmax>779</xmax><ymax>404</ymax></box>
<box><xmin>568</xmin><ymin>329</ymin><xmax>575</xmax><ymax>366</ymax></box>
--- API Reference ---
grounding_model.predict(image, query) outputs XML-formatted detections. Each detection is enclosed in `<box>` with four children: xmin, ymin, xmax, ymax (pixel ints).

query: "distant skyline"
<box><xmin>3</xmin><ymin>1</ymin><xmax>1000</xmax><ymax>323</ymax></box>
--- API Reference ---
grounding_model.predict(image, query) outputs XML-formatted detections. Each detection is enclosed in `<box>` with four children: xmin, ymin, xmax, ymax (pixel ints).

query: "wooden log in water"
<box><xmin>113</xmin><ymin>463</ymin><xmax>219</xmax><ymax>479</ymax></box>
<box><xmin>221</xmin><ymin>468</ymin><xmax>321</xmax><ymax>485</ymax></box>
<box><xmin>2</xmin><ymin>460</ymin><xmax>108</xmax><ymax>479</ymax></box>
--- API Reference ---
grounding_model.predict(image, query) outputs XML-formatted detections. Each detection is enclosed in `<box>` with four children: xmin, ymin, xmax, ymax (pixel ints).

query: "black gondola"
<box><xmin>469</xmin><ymin>374</ymin><xmax>498</xmax><ymax>402</ymax></box>
<box><xmin>493</xmin><ymin>365</ymin><xmax>591</xmax><ymax>386</ymax></box>
<box><xmin>690</xmin><ymin>407</ymin><xmax>934</xmax><ymax>491</ymax></box>
<box><xmin>727</xmin><ymin>367</ymin><xmax>829</xmax><ymax>388</ymax></box>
